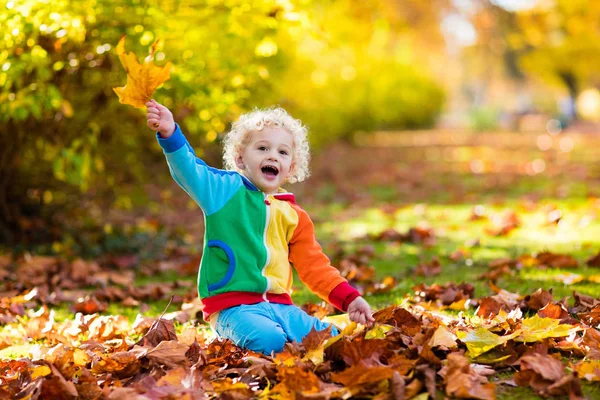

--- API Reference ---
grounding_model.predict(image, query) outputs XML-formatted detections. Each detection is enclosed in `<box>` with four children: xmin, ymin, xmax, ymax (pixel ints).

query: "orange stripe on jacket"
<box><xmin>288</xmin><ymin>204</ymin><xmax>347</xmax><ymax>303</ymax></box>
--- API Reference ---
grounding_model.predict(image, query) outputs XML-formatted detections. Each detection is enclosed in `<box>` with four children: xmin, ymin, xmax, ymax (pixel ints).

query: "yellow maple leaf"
<box><xmin>574</xmin><ymin>360</ymin><xmax>600</xmax><ymax>381</ymax></box>
<box><xmin>113</xmin><ymin>35</ymin><xmax>172</xmax><ymax>108</ymax></box>
<box><xmin>515</xmin><ymin>314</ymin><xmax>579</xmax><ymax>343</ymax></box>
<box><xmin>457</xmin><ymin>327</ymin><xmax>521</xmax><ymax>358</ymax></box>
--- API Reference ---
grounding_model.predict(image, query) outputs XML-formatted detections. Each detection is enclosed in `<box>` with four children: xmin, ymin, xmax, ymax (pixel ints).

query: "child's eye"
<box><xmin>258</xmin><ymin>146</ymin><xmax>267</xmax><ymax>151</ymax></box>
<box><xmin>279</xmin><ymin>150</ymin><xmax>288</xmax><ymax>155</ymax></box>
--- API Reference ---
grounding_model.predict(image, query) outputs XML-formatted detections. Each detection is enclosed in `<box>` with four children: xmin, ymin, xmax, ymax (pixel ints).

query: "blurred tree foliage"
<box><xmin>515</xmin><ymin>0</ymin><xmax>600</xmax><ymax>107</ymax></box>
<box><xmin>0</xmin><ymin>0</ymin><xmax>445</xmax><ymax>245</ymax></box>
<box><xmin>467</xmin><ymin>0</ymin><xmax>600</xmax><ymax>116</ymax></box>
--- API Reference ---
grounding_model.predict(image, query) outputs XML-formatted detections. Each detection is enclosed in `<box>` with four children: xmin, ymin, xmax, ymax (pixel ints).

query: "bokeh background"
<box><xmin>2</xmin><ymin>0</ymin><xmax>600</xmax><ymax>249</ymax></box>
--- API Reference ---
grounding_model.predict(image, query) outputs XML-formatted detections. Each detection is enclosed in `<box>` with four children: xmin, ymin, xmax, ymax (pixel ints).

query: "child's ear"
<box><xmin>289</xmin><ymin>161</ymin><xmax>296</xmax><ymax>175</ymax></box>
<box><xmin>235</xmin><ymin>154</ymin><xmax>245</xmax><ymax>170</ymax></box>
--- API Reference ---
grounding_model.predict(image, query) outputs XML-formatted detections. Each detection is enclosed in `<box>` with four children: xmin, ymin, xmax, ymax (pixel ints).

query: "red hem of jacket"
<box><xmin>202</xmin><ymin>291</ymin><xmax>293</xmax><ymax>319</ymax></box>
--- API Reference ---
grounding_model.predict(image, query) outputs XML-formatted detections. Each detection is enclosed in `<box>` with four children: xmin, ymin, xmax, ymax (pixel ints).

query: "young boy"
<box><xmin>146</xmin><ymin>100</ymin><xmax>374</xmax><ymax>355</ymax></box>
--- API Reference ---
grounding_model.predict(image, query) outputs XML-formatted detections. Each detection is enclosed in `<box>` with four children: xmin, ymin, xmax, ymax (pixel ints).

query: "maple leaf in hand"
<box><xmin>113</xmin><ymin>35</ymin><xmax>172</xmax><ymax>108</ymax></box>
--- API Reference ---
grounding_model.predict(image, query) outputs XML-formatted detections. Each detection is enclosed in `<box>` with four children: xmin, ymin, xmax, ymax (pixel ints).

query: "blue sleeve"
<box><xmin>156</xmin><ymin>124</ymin><xmax>243</xmax><ymax>215</ymax></box>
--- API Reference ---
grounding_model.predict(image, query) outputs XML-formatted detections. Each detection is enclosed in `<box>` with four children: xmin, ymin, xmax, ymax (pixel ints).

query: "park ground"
<box><xmin>2</xmin><ymin>127</ymin><xmax>600</xmax><ymax>399</ymax></box>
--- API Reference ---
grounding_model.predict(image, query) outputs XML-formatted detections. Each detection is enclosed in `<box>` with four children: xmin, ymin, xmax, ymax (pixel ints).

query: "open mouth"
<box><xmin>261</xmin><ymin>165</ymin><xmax>279</xmax><ymax>178</ymax></box>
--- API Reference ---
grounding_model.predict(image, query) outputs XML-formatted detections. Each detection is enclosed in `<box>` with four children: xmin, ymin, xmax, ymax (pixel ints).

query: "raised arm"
<box><xmin>146</xmin><ymin>100</ymin><xmax>242</xmax><ymax>215</ymax></box>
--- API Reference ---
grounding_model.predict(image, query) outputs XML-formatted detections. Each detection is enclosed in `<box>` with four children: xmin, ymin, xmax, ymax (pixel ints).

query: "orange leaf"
<box><xmin>113</xmin><ymin>35</ymin><xmax>172</xmax><ymax>108</ymax></box>
<box><xmin>331</xmin><ymin>362</ymin><xmax>394</xmax><ymax>386</ymax></box>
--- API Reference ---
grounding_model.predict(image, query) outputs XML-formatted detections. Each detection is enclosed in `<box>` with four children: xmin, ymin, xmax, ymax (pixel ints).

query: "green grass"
<box><xmin>306</xmin><ymin>197</ymin><xmax>600</xmax><ymax>303</ymax></box>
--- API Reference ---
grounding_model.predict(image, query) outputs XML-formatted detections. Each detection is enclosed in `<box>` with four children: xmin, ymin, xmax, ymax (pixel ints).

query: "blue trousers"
<box><xmin>215</xmin><ymin>302</ymin><xmax>338</xmax><ymax>355</ymax></box>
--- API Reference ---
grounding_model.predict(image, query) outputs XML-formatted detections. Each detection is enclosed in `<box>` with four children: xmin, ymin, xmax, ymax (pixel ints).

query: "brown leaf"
<box><xmin>70</xmin><ymin>259</ymin><xmax>100</xmax><ymax>283</ymax></box>
<box><xmin>546</xmin><ymin>373</ymin><xmax>584</xmax><ymax>399</ymax></box>
<box><xmin>443</xmin><ymin>353</ymin><xmax>496</xmax><ymax>400</ymax></box>
<box><xmin>586</xmin><ymin>250</ymin><xmax>600</xmax><ymax>267</ymax></box>
<box><xmin>418</xmin><ymin>343</ymin><xmax>441</xmax><ymax>365</ymax></box>
<box><xmin>137</xmin><ymin>317</ymin><xmax>177</xmax><ymax>347</ymax></box>
<box><xmin>572</xmin><ymin>291</ymin><xmax>600</xmax><ymax>313</ymax></box>
<box><xmin>341</xmin><ymin>338</ymin><xmax>387</xmax><ymax>367</ymax></box>
<box><xmin>331</xmin><ymin>362</ymin><xmax>394</xmax><ymax>386</ymax></box>
<box><xmin>578</xmin><ymin>304</ymin><xmax>600</xmax><ymax>327</ymax></box>
<box><xmin>414</xmin><ymin>257</ymin><xmax>441</xmax><ymax>277</ymax></box>
<box><xmin>73</xmin><ymin>295</ymin><xmax>107</xmax><ymax>315</ymax></box>
<box><xmin>538</xmin><ymin>303</ymin><xmax>569</xmax><ymax>320</ymax></box>
<box><xmin>302</xmin><ymin>326</ymin><xmax>333</xmax><ymax>351</ymax></box>
<box><xmin>74</xmin><ymin>367</ymin><xmax>104</xmax><ymax>400</ymax></box>
<box><xmin>373</xmin><ymin>306</ymin><xmax>421</xmax><ymax>336</ymax></box>
<box><xmin>390</xmin><ymin>371</ymin><xmax>405</xmax><ymax>400</ymax></box>
<box><xmin>517</xmin><ymin>353</ymin><xmax>584</xmax><ymax>398</ymax></box>
<box><xmin>40</xmin><ymin>362</ymin><xmax>79</xmax><ymax>399</ymax></box>
<box><xmin>406</xmin><ymin>226</ymin><xmax>436</xmax><ymax>245</ymax></box>
<box><xmin>404</xmin><ymin>378</ymin><xmax>423</xmax><ymax>399</ymax></box>
<box><xmin>302</xmin><ymin>302</ymin><xmax>336</xmax><ymax>319</ymax></box>
<box><xmin>476</xmin><ymin>297</ymin><xmax>502</xmax><ymax>318</ymax></box>
<box><xmin>90</xmin><ymin>351</ymin><xmax>140</xmax><ymax>378</ymax></box>
<box><xmin>523</xmin><ymin>288</ymin><xmax>554</xmax><ymax>311</ymax></box>
<box><xmin>113</xmin><ymin>35</ymin><xmax>173</xmax><ymax>109</ymax></box>
<box><xmin>14</xmin><ymin>379</ymin><xmax>44</xmax><ymax>400</ymax></box>
<box><xmin>514</xmin><ymin>353</ymin><xmax>564</xmax><ymax>391</ymax></box>
<box><xmin>536</xmin><ymin>251</ymin><xmax>578</xmax><ymax>268</ymax></box>
<box><xmin>146</xmin><ymin>340</ymin><xmax>191</xmax><ymax>367</ymax></box>
<box><xmin>271</xmin><ymin>366</ymin><xmax>323</xmax><ymax>397</ymax></box>
<box><xmin>428</xmin><ymin>326</ymin><xmax>458</xmax><ymax>349</ymax></box>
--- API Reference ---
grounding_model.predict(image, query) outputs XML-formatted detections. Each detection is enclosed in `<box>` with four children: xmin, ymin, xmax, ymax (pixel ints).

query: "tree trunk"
<box><xmin>558</xmin><ymin>70</ymin><xmax>578</xmax><ymax>121</ymax></box>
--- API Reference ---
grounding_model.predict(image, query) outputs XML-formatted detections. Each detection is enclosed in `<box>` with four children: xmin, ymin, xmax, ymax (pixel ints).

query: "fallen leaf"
<box><xmin>331</xmin><ymin>362</ymin><xmax>394</xmax><ymax>386</ymax></box>
<box><xmin>572</xmin><ymin>360</ymin><xmax>600</xmax><ymax>383</ymax></box>
<box><xmin>415</xmin><ymin>258</ymin><xmax>441</xmax><ymax>277</ymax></box>
<box><xmin>536</xmin><ymin>251</ymin><xmax>578</xmax><ymax>268</ymax></box>
<box><xmin>516</xmin><ymin>315</ymin><xmax>576</xmax><ymax>343</ymax></box>
<box><xmin>428</xmin><ymin>326</ymin><xmax>458</xmax><ymax>349</ymax></box>
<box><xmin>537</xmin><ymin>303</ymin><xmax>569</xmax><ymax>320</ymax></box>
<box><xmin>586</xmin><ymin>250</ymin><xmax>600</xmax><ymax>267</ymax></box>
<box><xmin>523</xmin><ymin>288</ymin><xmax>554</xmax><ymax>311</ymax></box>
<box><xmin>137</xmin><ymin>317</ymin><xmax>177</xmax><ymax>347</ymax></box>
<box><xmin>443</xmin><ymin>353</ymin><xmax>496</xmax><ymax>400</ymax></box>
<box><xmin>146</xmin><ymin>340</ymin><xmax>191</xmax><ymax>367</ymax></box>
<box><xmin>457</xmin><ymin>328</ymin><xmax>521</xmax><ymax>358</ymax></box>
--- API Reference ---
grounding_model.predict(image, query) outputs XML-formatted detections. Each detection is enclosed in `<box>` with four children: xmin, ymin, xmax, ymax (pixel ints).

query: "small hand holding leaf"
<box><xmin>146</xmin><ymin>100</ymin><xmax>175</xmax><ymax>138</ymax></box>
<box><xmin>113</xmin><ymin>35</ymin><xmax>172</xmax><ymax>109</ymax></box>
<box><xmin>348</xmin><ymin>296</ymin><xmax>375</xmax><ymax>327</ymax></box>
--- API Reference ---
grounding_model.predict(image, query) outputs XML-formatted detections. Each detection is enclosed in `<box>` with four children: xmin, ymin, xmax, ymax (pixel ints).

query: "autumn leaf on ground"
<box><xmin>515</xmin><ymin>353</ymin><xmax>585</xmax><ymax>399</ymax></box>
<box><xmin>441</xmin><ymin>352</ymin><xmax>496</xmax><ymax>400</ymax></box>
<box><xmin>587</xmin><ymin>250</ymin><xmax>600</xmax><ymax>267</ymax></box>
<box><xmin>515</xmin><ymin>314</ymin><xmax>578</xmax><ymax>343</ymax></box>
<box><xmin>113</xmin><ymin>35</ymin><xmax>172</xmax><ymax>108</ymax></box>
<box><xmin>457</xmin><ymin>327</ymin><xmax>521</xmax><ymax>358</ymax></box>
<box><xmin>301</xmin><ymin>326</ymin><xmax>332</xmax><ymax>365</ymax></box>
<box><xmin>574</xmin><ymin>360</ymin><xmax>600</xmax><ymax>381</ymax></box>
<box><xmin>535</xmin><ymin>251</ymin><xmax>578</xmax><ymax>268</ymax></box>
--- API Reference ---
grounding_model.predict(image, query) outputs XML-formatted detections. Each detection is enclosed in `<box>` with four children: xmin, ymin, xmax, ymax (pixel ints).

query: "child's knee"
<box><xmin>246</xmin><ymin>329</ymin><xmax>287</xmax><ymax>355</ymax></box>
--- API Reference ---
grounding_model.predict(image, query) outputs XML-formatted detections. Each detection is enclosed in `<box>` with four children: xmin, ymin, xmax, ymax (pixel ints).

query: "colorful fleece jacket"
<box><xmin>157</xmin><ymin>125</ymin><xmax>360</xmax><ymax>320</ymax></box>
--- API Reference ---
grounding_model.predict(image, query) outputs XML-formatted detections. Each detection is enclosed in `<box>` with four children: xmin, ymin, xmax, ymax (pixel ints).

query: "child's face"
<box><xmin>235</xmin><ymin>127</ymin><xmax>295</xmax><ymax>194</ymax></box>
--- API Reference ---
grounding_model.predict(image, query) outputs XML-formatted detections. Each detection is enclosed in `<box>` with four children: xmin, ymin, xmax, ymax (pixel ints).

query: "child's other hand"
<box><xmin>348</xmin><ymin>296</ymin><xmax>375</xmax><ymax>328</ymax></box>
<box><xmin>146</xmin><ymin>99</ymin><xmax>175</xmax><ymax>138</ymax></box>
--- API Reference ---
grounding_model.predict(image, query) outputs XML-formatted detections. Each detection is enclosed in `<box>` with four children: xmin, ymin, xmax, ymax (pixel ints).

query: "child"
<box><xmin>146</xmin><ymin>99</ymin><xmax>374</xmax><ymax>355</ymax></box>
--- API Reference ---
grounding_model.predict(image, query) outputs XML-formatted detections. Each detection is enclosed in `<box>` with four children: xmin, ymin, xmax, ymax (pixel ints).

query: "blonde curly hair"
<box><xmin>222</xmin><ymin>107</ymin><xmax>311</xmax><ymax>184</ymax></box>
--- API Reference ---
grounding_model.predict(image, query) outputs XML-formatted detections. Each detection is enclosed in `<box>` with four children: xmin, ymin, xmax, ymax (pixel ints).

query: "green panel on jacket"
<box><xmin>199</xmin><ymin>187</ymin><xmax>269</xmax><ymax>298</ymax></box>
